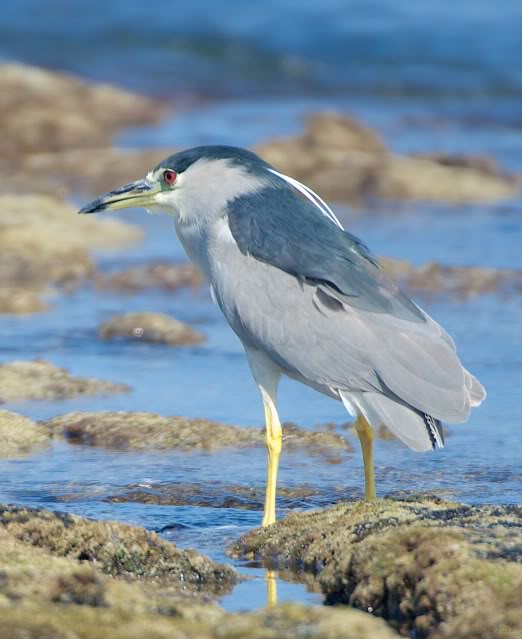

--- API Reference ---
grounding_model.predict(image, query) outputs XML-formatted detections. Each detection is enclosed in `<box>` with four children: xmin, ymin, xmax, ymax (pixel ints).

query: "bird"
<box><xmin>79</xmin><ymin>145</ymin><xmax>486</xmax><ymax>527</ymax></box>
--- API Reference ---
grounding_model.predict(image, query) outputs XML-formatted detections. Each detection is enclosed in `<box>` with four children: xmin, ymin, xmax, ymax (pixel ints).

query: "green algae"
<box><xmin>42</xmin><ymin>411</ymin><xmax>351</xmax><ymax>453</ymax></box>
<box><xmin>0</xmin><ymin>503</ymin><xmax>400</xmax><ymax>638</ymax></box>
<box><xmin>232</xmin><ymin>498</ymin><xmax>522</xmax><ymax>639</ymax></box>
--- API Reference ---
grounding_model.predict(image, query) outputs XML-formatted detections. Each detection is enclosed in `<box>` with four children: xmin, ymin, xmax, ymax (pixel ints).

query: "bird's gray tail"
<box><xmin>341</xmin><ymin>391</ymin><xmax>444</xmax><ymax>452</ymax></box>
<box><xmin>465</xmin><ymin>369</ymin><xmax>486</xmax><ymax>407</ymax></box>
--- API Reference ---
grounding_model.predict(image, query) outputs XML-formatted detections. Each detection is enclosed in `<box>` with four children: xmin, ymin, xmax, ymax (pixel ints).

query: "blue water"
<box><xmin>0</xmin><ymin>0</ymin><xmax>521</xmax><ymax>613</ymax></box>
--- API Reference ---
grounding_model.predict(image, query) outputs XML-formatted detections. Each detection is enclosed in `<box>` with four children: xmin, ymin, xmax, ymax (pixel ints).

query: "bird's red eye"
<box><xmin>163</xmin><ymin>170</ymin><xmax>177</xmax><ymax>185</ymax></box>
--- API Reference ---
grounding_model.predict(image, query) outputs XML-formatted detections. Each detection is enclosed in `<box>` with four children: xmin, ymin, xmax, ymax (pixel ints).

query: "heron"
<box><xmin>80</xmin><ymin>145</ymin><xmax>485</xmax><ymax>527</ymax></box>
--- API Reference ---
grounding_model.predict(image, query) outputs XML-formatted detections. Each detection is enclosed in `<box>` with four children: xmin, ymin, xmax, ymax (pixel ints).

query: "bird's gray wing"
<box><xmin>227</xmin><ymin>186</ymin><xmax>425</xmax><ymax>322</ymax></box>
<box><xmin>225</xmin><ymin>185</ymin><xmax>474</xmax><ymax>422</ymax></box>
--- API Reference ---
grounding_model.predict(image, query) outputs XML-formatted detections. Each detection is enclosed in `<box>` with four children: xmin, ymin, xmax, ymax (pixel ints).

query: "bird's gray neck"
<box><xmin>174</xmin><ymin>209</ymin><xmax>239</xmax><ymax>281</ymax></box>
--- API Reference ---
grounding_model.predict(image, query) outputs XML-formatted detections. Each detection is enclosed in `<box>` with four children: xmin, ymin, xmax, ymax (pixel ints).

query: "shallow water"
<box><xmin>1</xmin><ymin>200</ymin><xmax>521</xmax><ymax>608</ymax></box>
<box><xmin>1</xmin><ymin>0</ymin><xmax>522</xmax><ymax>613</ymax></box>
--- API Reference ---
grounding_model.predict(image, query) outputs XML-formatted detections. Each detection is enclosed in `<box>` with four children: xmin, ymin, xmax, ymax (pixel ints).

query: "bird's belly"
<box><xmin>209</xmin><ymin>244</ymin><xmax>324</xmax><ymax>377</ymax></box>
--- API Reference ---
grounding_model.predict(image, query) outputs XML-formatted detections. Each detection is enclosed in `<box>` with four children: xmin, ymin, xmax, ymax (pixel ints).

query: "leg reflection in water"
<box><xmin>265</xmin><ymin>569</ymin><xmax>278</xmax><ymax>607</ymax></box>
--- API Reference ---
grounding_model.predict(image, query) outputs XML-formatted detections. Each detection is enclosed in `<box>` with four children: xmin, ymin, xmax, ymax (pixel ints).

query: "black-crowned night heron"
<box><xmin>80</xmin><ymin>146</ymin><xmax>486</xmax><ymax>526</ymax></box>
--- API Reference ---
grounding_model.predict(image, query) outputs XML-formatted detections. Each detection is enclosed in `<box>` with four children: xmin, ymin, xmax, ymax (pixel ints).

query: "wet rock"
<box><xmin>256</xmin><ymin>112</ymin><xmax>519</xmax><ymax>205</ymax></box>
<box><xmin>217</xmin><ymin>603</ymin><xmax>401</xmax><ymax>638</ymax></box>
<box><xmin>8</xmin><ymin>146</ymin><xmax>171</xmax><ymax>197</ymax></box>
<box><xmin>0</xmin><ymin>598</ymin><xmax>399</xmax><ymax>639</ymax></box>
<box><xmin>0</xmin><ymin>360</ymin><xmax>129</xmax><ymax>402</ymax></box>
<box><xmin>0</xmin><ymin>63</ymin><xmax>165</xmax><ymax>160</ymax></box>
<box><xmin>232</xmin><ymin>498</ymin><xmax>522</xmax><ymax>639</ymax></box>
<box><xmin>96</xmin><ymin>261</ymin><xmax>204</xmax><ymax>293</ymax></box>
<box><xmin>0</xmin><ymin>410</ymin><xmax>50</xmax><ymax>457</ymax></box>
<box><xmin>99</xmin><ymin>312</ymin><xmax>206</xmax><ymax>346</ymax></box>
<box><xmin>0</xmin><ymin>193</ymin><xmax>142</xmax><ymax>314</ymax></box>
<box><xmin>381</xmin><ymin>257</ymin><xmax>522</xmax><ymax>299</ymax></box>
<box><xmin>42</xmin><ymin>411</ymin><xmax>351</xmax><ymax>453</ymax></box>
<box><xmin>0</xmin><ymin>193</ymin><xmax>141</xmax><ymax>253</ymax></box>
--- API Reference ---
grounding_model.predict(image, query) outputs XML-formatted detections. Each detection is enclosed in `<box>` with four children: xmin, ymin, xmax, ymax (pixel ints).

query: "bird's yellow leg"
<box><xmin>262</xmin><ymin>395</ymin><xmax>282</xmax><ymax>527</ymax></box>
<box><xmin>355</xmin><ymin>415</ymin><xmax>376</xmax><ymax>500</ymax></box>
<box><xmin>265</xmin><ymin>569</ymin><xmax>278</xmax><ymax>607</ymax></box>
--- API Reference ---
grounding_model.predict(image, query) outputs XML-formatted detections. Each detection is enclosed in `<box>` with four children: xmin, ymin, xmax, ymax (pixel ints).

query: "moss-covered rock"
<box><xmin>99</xmin><ymin>312</ymin><xmax>206</xmax><ymax>346</ymax></box>
<box><xmin>0</xmin><ymin>410</ymin><xmax>50</xmax><ymax>457</ymax></box>
<box><xmin>0</xmin><ymin>504</ymin><xmax>400</xmax><ymax>638</ymax></box>
<box><xmin>0</xmin><ymin>505</ymin><xmax>235</xmax><ymax>635</ymax></box>
<box><xmin>0</xmin><ymin>63</ymin><xmax>164</xmax><ymax>159</ymax></box>
<box><xmin>0</xmin><ymin>288</ymin><xmax>49</xmax><ymax>315</ymax></box>
<box><xmin>0</xmin><ymin>601</ymin><xmax>400</xmax><ymax>639</ymax></box>
<box><xmin>381</xmin><ymin>256</ymin><xmax>522</xmax><ymax>299</ymax></box>
<box><xmin>0</xmin><ymin>504</ymin><xmax>237</xmax><ymax>590</ymax></box>
<box><xmin>9</xmin><ymin>146</ymin><xmax>171</xmax><ymax>197</ymax></box>
<box><xmin>0</xmin><ymin>193</ymin><xmax>142</xmax><ymax>314</ymax></box>
<box><xmin>232</xmin><ymin>498</ymin><xmax>522</xmax><ymax>639</ymax></box>
<box><xmin>42</xmin><ymin>411</ymin><xmax>351</xmax><ymax>453</ymax></box>
<box><xmin>0</xmin><ymin>360</ymin><xmax>130</xmax><ymax>402</ymax></box>
<box><xmin>256</xmin><ymin>113</ymin><xmax>520</xmax><ymax>205</ymax></box>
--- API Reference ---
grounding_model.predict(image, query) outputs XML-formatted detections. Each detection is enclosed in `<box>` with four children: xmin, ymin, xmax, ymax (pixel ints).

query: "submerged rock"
<box><xmin>106</xmin><ymin>482</ymin><xmax>329</xmax><ymax>510</ymax></box>
<box><xmin>0</xmin><ymin>410</ymin><xmax>50</xmax><ymax>457</ymax></box>
<box><xmin>0</xmin><ymin>360</ymin><xmax>129</xmax><ymax>402</ymax></box>
<box><xmin>256</xmin><ymin>113</ymin><xmax>519</xmax><ymax>205</ymax></box>
<box><xmin>42</xmin><ymin>411</ymin><xmax>351</xmax><ymax>453</ymax></box>
<box><xmin>96</xmin><ymin>261</ymin><xmax>204</xmax><ymax>293</ymax></box>
<box><xmin>99</xmin><ymin>312</ymin><xmax>206</xmax><ymax>346</ymax></box>
<box><xmin>232</xmin><ymin>498</ymin><xmax>522</xmax><ymax>639</ymax></box>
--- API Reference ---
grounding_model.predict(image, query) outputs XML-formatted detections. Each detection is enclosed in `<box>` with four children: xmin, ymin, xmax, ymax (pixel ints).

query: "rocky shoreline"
<box><xmin>0</xmin><ymin>498</ymin><xmax>519</xmax><ymax>638</ymax></box>
<box><xmin>0</xmin><ymin>502</ymin><xmax>404</xmax><ymax>639</ymax></box>
<box><xmin>0</xmin><ymin>61</ymin><xmax>519</xmax><ymax>638</ymax></box>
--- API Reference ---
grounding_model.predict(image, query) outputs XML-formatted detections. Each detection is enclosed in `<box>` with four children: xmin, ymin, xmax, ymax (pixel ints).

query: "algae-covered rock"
<box><xmin>233</xmin><ymin>498</ymin><xmax>522</xmax><ymax>639</ymax></box>
<box><xmin>10</xmin><ymin>146</ymin><xmax>171</xmax><ymax>196</ymax></box>
<box><xmin>42</xmin><ymin>411</ymin><xmax>351</xmax><ymax>453</ymax></box>
<box><xmin>0</xmin><ymin>505</ymin><xmax>236</xmax><ymax>636</ymax></box>
<box><xmin>256</xmin><ymin>113</ymin><xmax>519</xmax><ymax>205</ymax></box>
<box><xmin>0</xmin><ymin>504</ymin><xmax>399</xmax><ymax>638</ymax></box>
<box><xmin>0</xmin><ymin>410</ymin><xmax>50</xmax><ymax>457</ymax></box>
<box><xmin>96</xmin><ymin>261</ymin><xmax>204</xmax><ymax>293</ymax></box>
<box><xmin>0</xmin><ymin>287</ymin><xmax>48</xmax><ymax>315</ymax></box>
<box><xmin>0</xmin><ymin>504</ymin><xmax>237</xmax><ymax>589</ymax></box>
<box><xmin>0</xmin><ymin>193</ymin><xmax>142</xmax><ymax>314</ymax></box>
<box><xmin>381</xmin><ymin>256</ymin><xmax>522</xmax><ymax>299</ymax></box>
<box><xmin>0</xmin><ymin>600</ymin><xmax>400</xmax><ymax>639</ymax></box>
<box><xmin>0</xmin><ymin>63</ymin><xmax>165</xmax><ymax>159</ymax></box>
<box><xmin>99</xmin><ymin>312</ymin><xmax>206</xmax><ymax>346</ymax></box>
<box><xmin>0</xmin><ymin>360</ymin><xmax>130</xmax><ymax>402</ymax></box>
